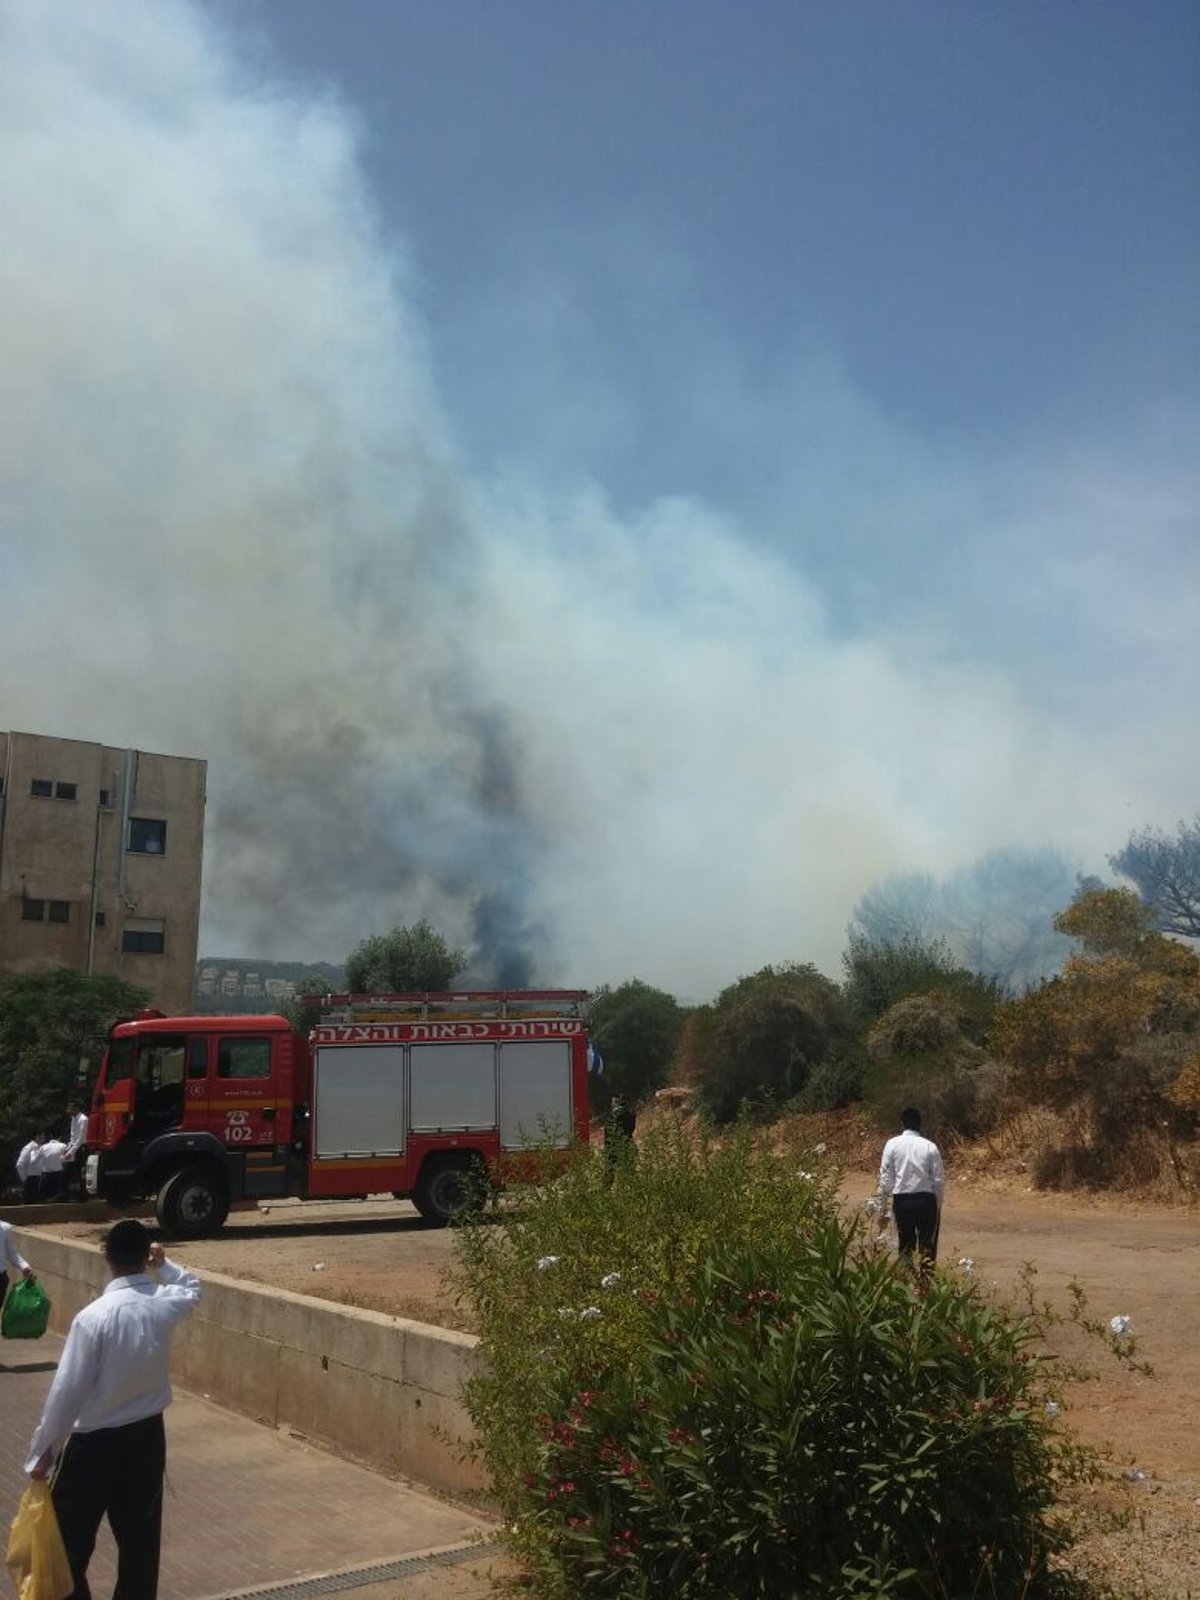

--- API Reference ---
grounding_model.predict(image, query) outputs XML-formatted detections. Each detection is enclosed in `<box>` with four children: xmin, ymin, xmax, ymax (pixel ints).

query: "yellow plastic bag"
<box><xmin>6</xmin><ymin>1481</ymin><xmax>73</xmax><ymax>1600</ymax></box>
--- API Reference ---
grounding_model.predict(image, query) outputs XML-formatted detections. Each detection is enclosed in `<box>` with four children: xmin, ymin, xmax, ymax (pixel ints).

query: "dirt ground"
<box><xmin>32</xmin><ymin>1174</ymin><xmax>1200</xmax><ymax>1597</ymax></box>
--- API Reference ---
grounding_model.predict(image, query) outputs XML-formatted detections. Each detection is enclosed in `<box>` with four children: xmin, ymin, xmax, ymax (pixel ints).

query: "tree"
<box><xmin>1053</xmin><ymin>885</ymin><xmax>1158</xmax><ymax>959</ymax></box>
<box><xmin>994</xmin><ymin>889</ymin><xmax>1200</xmax><ymax>1181</ymax></box>
<box><xmin>587</xmin><ymin>980</ymin><xmax>684</xmax><ymax>1111</ymax></box>
<box><xmin>0</xmin><ymin>968</ymin><xmax>149</xmax><ymax>1185</ymax></box>
<box><xmin>850</xmin><ymin>847</ymin><xmax>1079</xmax><ymax>990</ymax></box>
<box><xmin>284</xmin><ymin>978</ymin><xmax>329</xmax><ymax>1036</ymax></box>
<box><xmin>841</xmin><ymin>930</ymin><xmax>1000</xmax><ymax>1035</ymax></box>
<box><xmin>694</xmin><ymin>964</ymin><xmax>856</xmax><ymax>1123</ymax></box>
<box><xmin>344</xmin><ymin>919</ymin><xmax>466</xmax><ymax>993</ymax></box>
<box><xmin>1110</xmin><ymin>816</ymin><xmax>1200</xmax><ymax>939</ymax></box>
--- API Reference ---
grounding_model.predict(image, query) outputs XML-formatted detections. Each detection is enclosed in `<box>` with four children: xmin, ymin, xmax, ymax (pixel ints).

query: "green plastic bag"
<box><xmin>1</xmin><ymin>1278</ymin><xmax>51</xmax><ymax>1340</ymax></box>
<box><xmin>7</xmin><ymin>1481</ymin><xmax>74</xmax><ymax>1600</ymax></box>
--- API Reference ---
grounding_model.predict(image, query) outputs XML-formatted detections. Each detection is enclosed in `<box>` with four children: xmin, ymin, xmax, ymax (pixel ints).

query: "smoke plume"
<box><xmin>1</xmin><ymin>0</ymin><xmax>1195</xmax><ymax>997</ymax></box>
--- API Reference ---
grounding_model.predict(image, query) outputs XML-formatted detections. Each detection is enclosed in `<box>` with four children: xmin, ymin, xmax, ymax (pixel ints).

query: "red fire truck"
<box><xmin>84</xmin><ymin>991</ymin><xmax>591</xmax><ymax>1238</ymax></box>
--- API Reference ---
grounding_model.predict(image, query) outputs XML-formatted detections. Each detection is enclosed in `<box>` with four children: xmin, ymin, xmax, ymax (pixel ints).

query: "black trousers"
<box><xmin>52</xmin><ymin>1413</ymin><xmax>166</xmax><ymax>1600</ymax></box>
<box><xmin>892</xmin><ymin>1192</ymin><xmax>940</xmax><ymax>1263</ymax></box>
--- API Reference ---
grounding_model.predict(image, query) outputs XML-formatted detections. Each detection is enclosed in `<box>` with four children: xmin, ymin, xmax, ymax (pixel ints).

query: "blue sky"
<box><xmin>247</xmin><ymin>1</ymin><xmax>1197</xmax><ymax>447</ymax></box>
<box><xmin>1</xmin><ymin>0</ymin><xmax>1197</xmax><ymax>989</ymax></box>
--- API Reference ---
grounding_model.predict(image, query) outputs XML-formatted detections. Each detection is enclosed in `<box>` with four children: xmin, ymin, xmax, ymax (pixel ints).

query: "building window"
<box><xmin>94</xmin><ymin>910</ymin><xmax>107</xmax><ymax>928</ymax></box>
<box><xmin>218</xmin><ymin>1038</ymin><xmax>272</xmax><ymax>1080</ymax></box>
<box><xmin>48</xmin><ymin>900</ymin><xmax>71</xmax><ymax>924</ymax></box>
<box><xmin>55</xmin><ymin>782</ymin><xmax>77</xmax><ymax>801</ymax></box>
<box><xmin>30</xmin><ymin>779</ymin><xmax>53</xmax><ymax>798</ymax></box>
<box><xmin>21</xmin><ymin>898</ymin><xmax>46</xmax><ymax>921</ymax></box>
<box><xmin>127</xmin><ymin>817</ymin><xmax>167</xmax><ymax>855</ymax></box>
<box><xmin>99</xmin><ymin>788</ymin><xmax>110</xmax><ymax>807</ymax></box>
<box><xmin>122</xmin><ymin>918</ymin><xmax>165</xmax><ymax>955</ymax></box>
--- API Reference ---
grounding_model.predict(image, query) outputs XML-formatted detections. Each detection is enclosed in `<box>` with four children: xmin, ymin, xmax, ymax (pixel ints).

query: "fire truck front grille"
<box><xmin>200</xmin><ymin>1539</ymin><xmax>489</xmax><ymax>1600</ymax></box>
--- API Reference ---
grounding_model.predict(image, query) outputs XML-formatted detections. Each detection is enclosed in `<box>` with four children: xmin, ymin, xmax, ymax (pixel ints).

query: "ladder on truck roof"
<box><xmin>317</xmin><ymin>989</ymin><xmax>590</xmax><ymax>1025</ymax></box>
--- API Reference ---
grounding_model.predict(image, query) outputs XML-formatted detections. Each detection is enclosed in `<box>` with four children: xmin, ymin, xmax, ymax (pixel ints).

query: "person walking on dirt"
<box><xmin>1</xmin><ymin>1218</ymin><xmax>36</xmax><ymax>1308</ymax></box>
<box><xmin>25</xmin><ymin>1219</ymin><xmax>201</xmax><ymax>1600</ymax></box>
<box><xmin>877</xmin><ymin>1107</ymin><xmax>944</xmax><ymax>1267</ymax></box>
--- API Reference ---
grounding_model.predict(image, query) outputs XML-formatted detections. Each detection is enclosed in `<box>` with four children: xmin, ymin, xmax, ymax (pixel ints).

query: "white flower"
<box><xmin>579</xmin><ymin>1306</ymin><xmax>603</xmax><ymax>1321</ymax></box>
<box><xmin>958</xmin><ymin>1257</ymin><xmax>974</xmax><ymax>1275</ymax></box>
<box><xmin>797</xmin><ymin>1169</ymin><xmax>815</xmax><ymax>1182</ymax></box>
<box><xmin>1044</xmin><ymin>1401</ymin><xmax>1061</xmax><ymax>1419</ymax></box>
<box><xmin>813</xmin><ymin>1142</ymin><xmax>827</xmax><ymax>1155</ymax></box>
<box><xmin>557</xmin><ymin>1307</ymin><xmax>577</xmax><ymax>1320</ymax></box>
<box><xmin>537</xmin><ymin>1255</ymin><xmax>561</xmax><ymax>1271</ymax></box>
<box><xmin>600</xmin><ymin>1272</ymin><xmax>622</xmax><ymax>1289</ymax></box>
<box><xmin>1126</xmin><ymin>1467</ymin><xmax>1148</xmax><ymax>1483</ymax></box>
<box><xmin>1109</xmin><ymin>1314</ymin><xmax>1133</xmax><ymax>1337</ymax></box>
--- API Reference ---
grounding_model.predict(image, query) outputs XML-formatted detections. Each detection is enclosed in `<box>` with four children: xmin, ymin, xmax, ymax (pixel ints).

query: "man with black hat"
<box><xmin>24</xmin><ymin>1219</ymin><xmax>200</xmax><ymax>1600</ymax></box>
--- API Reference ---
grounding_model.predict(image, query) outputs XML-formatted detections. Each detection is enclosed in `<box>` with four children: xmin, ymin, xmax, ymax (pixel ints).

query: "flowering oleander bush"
<box><xmin>449</xmin><ymin>1122</ymin><xmax>1124</xmax><ymax>1600</ymax></box>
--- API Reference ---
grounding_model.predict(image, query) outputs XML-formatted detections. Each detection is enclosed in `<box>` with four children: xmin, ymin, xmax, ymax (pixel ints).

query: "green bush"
<box><xmin>793</xmin><ymin>1049</ymin><xmax>865</xmax><ymax>1112</ymax></box>
<box><xmin>450</xmin><ymin>1124</ymin><xmax>1112</xmax><ymax>1600</ymax></box>
<box><xmin>693</xmin><ymin>964</ymin><xmax>857</xmax><ymax>1123</ymax></box>
<box><xmin>862</xmin><ymin>993</ymin><xmax>1006</xmax><ymax>1141</ymax></box>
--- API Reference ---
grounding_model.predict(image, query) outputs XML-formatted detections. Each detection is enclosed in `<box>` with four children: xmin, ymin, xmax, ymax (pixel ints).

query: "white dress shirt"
<box><xmin>25</xmin><ymin>1259</ymin><xmax>201</xmax><ymax>1472</ymax></box>
<box><xmin>1</xmin><ymin>1220</ymin><xmax>30</xmax><ymax>1274</ymax></box>
<box><xmin>878</xmin><ymin>1128</ymin><xmax>945</xmax><ymax>1203</ymax></box>
<box><xmin>66</xmin><ymin>1112</ymin><xmax>89</xmax><ymax>1159</ymax></box>
<box><xmin>15</xmin><ymin>1141</ymin><xmax>42</xmax><ymax>1181</ymax></box>
<box><xmin>38</xmin><ymin>1139</ymin><xmax>68</xmax><ymax>1175</ymax></box>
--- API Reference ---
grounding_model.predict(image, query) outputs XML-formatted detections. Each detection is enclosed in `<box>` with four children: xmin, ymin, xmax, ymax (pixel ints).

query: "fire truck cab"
<box><xmin>85</xmin><ymin>991</ymin><xmax>591</xmax><ymax>1238</ymax></box>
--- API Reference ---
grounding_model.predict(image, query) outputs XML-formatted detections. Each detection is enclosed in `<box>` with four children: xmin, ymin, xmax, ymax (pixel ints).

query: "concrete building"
<box><xmin>0</xmin><ymin>731</ymin><xmax>206</xmax><ymax>1013</ymax></box>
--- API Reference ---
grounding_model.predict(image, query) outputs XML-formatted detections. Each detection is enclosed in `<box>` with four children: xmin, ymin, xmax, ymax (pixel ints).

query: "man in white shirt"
<box><xmin>38</xmin><ymin>1135</ymin><xmax>69</xmax><ymax>1202</ymax></box>
<box><xmin>878</xmin><ymin>1107</ymin><xmax>945</xmax><ymax>1267</ymax></box>
<box><xmin>16</xmin><ymin>1134</ymin><xmax>44</xmax><ymax>1203</ymax></box>
<box><xmin>26</xmin><ymin>1219</ymin><xmax>201</xmax><ymax>1600</ymax></box>
<box><xmin>1</xmin><ymin>1218</ymin><xmax>36</xmax><ymax>1306</ymax></box>
<box><xmin>65</xmin><ymin>1101</ymin><xmax>90</xmax><ymax>1201</ymax></box>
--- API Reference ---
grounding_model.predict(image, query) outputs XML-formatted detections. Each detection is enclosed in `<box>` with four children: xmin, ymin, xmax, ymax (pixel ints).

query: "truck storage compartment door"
<box><xmin>409</xmin><ymin>1043</ymin><xmax>496</xmax><ymax>1131</ymax></box>
<box><xmin>314</xmin><ymin>1044</ymin><xmax>404</xmax><ymax>1157</ymax></box>
<box><xmin>499</xmin><ymin>1040</ymin><xmax>572</xmax><ymax>1149</ymax></box>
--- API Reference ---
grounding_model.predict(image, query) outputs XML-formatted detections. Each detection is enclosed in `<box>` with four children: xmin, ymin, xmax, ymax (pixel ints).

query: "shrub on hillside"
<box><xmin>863</xmin><ymin>992</ymin><xmax>1005</xmax><ymax>1140</ymax></box>
<box><xmin>692</xmin><ymin>964</ymin><xmax>860</xmax><ymax>1123</ymax></box>
<box><xmin>842</xmin><ymin>932</ymin><xmax>1002</xmax><ymax>1033</ymax></box>
<box><xmin>450</xmin><ymin>1124</ymin><xmax>1114</xmax><ymax>1600</ymax></box>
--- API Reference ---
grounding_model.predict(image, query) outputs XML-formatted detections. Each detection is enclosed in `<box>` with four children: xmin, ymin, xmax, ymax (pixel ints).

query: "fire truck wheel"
<box><xmin>412</xmin><ymin>1157</ymin><xmax>484</xmax><ymax>1226</ymax></box>
<box><xmin>156</xmin><ymin>1164</ymin><xmax>230</xmax><ymax>1239</ymax></box>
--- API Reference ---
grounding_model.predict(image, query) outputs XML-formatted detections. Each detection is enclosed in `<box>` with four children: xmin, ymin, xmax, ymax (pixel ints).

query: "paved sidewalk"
<box><xmin>1</xmin><ymin>1331</ymin><xmax>503</xmax><ymax>1599</ymax></box>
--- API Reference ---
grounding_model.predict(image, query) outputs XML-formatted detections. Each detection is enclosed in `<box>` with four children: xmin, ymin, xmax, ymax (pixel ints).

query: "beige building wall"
<box><xmin>0</xmin><ymin>731</ymin><xmax>206</xmax><ymax>1013</ymax></box>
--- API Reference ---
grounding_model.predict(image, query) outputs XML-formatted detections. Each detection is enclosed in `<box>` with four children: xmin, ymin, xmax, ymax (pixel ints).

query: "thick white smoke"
<box><xmin>1</xmin><ymin>0</ymin><xmax>1194</xmax><ymax>997</ymax></box>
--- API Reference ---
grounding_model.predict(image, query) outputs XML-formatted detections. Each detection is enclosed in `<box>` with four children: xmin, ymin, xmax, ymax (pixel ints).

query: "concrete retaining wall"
<box><xmin>8</xmin><ymin>1228</ymin><xmax>485</xmax><ymax>1495</ymax></box>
